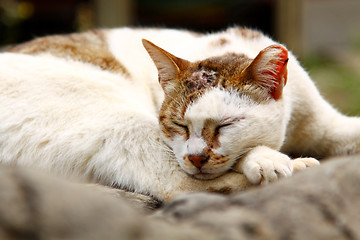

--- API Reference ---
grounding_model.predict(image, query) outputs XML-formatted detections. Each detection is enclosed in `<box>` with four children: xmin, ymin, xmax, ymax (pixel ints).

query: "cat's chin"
<box><xmin>191</xmin><ymin>172</ymin><xmax>223</xmax><ymax>180</ymax></box>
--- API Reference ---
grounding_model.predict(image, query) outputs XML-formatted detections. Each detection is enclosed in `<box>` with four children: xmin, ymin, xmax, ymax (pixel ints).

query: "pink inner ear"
<box><xmin>253</xmin><ymin>45</ymin><xmax>288</xmax><ymax>100</ymax></box>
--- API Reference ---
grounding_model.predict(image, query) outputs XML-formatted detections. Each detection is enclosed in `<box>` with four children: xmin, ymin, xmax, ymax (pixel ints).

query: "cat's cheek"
<box><xmin>164</xmin><ymin>135</ymin><xmax>190</xmax><ymax>169</ymax></box>
<box><xmin>216</xmin><ymin>132</ymin><xmax>242</xmax><ymax>155</ymax></box>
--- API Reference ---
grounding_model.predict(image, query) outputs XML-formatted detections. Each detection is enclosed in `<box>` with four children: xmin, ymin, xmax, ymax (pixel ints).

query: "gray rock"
<box><xmin>0</xmin><ymin>155</ymin><xmax>359</xmax><ymax>240</ymax></box>
<box><xmin>0</xmin><ymin>167</ymin><xmax>213</xmax><ymax>240</ymax></box>
<box><xmin>159</xmin><ymin>155</ymin><xmax>360</xmax><ymax>240</ymax></box>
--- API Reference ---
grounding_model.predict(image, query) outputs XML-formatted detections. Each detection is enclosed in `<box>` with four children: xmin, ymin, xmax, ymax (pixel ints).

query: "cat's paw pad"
<box><xmin>242</xmin><ymin>147</ymin><xmax>293</xmax><ymax>185</ymax></box>
<box><xmin>292</xmin><ymin>157</ymin><xmax>320</xmax><ymax>172</ymax></box>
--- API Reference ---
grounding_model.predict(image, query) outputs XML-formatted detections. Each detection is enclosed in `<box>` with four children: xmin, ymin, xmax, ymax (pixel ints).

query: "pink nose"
<box><xmin>188</xmin><ymin>154</ymin><xmax>209</xmax><ymax>168</ymax></box>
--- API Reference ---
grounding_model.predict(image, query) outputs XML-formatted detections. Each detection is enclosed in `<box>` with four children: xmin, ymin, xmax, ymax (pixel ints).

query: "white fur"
<box><xmin>1</xmin><ymin>27</ymin><xmax>359</xmax><ymax>200</ymax></box>
<box><xmin>241</xmin><ymin>146</ymin><xmax>293</xmax><ymax>184</ymax></box>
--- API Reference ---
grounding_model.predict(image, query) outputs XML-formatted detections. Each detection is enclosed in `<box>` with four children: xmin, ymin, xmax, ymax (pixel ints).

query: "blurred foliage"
<box><xmin>303</xmin><ymin>50</ymin><xmax>360</xmax><ymax>116</ymax></box>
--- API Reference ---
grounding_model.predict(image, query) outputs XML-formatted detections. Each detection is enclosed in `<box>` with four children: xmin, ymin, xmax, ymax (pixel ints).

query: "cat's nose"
<box><xmin>188</xmin><ymin>154</ymin><xmax>209</xmax><ymax>169</ymax></box>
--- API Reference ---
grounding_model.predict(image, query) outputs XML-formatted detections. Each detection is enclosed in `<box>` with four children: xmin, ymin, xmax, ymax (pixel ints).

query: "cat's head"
<box><xmin>143</xmin><ymin>39</ymin><xmax>288</xmax><ymax>180</ymax></box>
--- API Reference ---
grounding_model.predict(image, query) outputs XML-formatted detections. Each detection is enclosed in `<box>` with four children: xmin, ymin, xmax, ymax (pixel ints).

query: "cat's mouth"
<box><xmin>190</xmin><ymin>153</ymin><xmax>247</xmax><ymax>180</ymax></box>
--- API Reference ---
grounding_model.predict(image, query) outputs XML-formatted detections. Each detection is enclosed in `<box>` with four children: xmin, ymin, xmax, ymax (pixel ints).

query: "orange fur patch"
<box><xmin>229</xmin><ymin>27</ymin><xmax>263</xmax><ymax>39</ymax></box>
<box><xmin>210</xmin><ymin>37</ymin><xmax>230</xmax><ymax>47</ymax></box>
<box><xmin>202</xmin><ymin>119</ymin><xmax>221</xmax><ymax>149</ymax></box>
<box><xmin>9</xmin><ymin>30</ymin><xmax>129</xmax><ymax>76</ymax></box>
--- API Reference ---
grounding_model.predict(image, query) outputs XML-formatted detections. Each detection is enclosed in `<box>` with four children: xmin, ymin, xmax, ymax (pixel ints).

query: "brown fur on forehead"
<box><xmin>161</xmin><ymin>52</ymin><xmax>257</xmax><ymax>108</ymax></box>
<box><xmin>159</xmin><ymin>98</ymin><xmax>190</xmax><ymax>140</ymax></box>
<box><xmin>9</xmin><ymin>30</ymin><xmax>129</xmax><ymax>76</ymax></box>
<box><xmin>181</xmin><ymin>52</ymin><xmax>252</xmax><ymax>93</ymax></box>
<box><xmin>197</xmin><ymin>52</ymin><xmax>250</xmax><ymax>73</ymax></box>
<box><xmin>160</xmin><ymin>91</ymin><xmax>187</xmax><ymax>119</ymax></box>
<box><xmin>171</xmin><ymin>51</ymin><xmax>275</xmax><ymax>105</ymax></box>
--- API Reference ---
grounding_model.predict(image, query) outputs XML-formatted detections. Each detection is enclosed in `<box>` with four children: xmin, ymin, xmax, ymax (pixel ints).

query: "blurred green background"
<box><xmin>1</xmin><ymin>0</ymin><xmax>360</xmax><ymax>115</ymax></box>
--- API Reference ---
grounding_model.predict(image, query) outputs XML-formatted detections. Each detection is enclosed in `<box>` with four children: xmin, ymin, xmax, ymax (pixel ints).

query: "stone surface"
<box><xmin>0</xmin><ymin>167</ymin><xmax>212</xmax><ymax>240</ymax></box>
<box><xmin>160</xmin><ymin>155</ymin><xmax>360</xmax><ymax>240</ymax></box>
<box><xmin>0</xmin><ymin>155</ymin><xmax>360</xmax><ymax>240</ymax></box>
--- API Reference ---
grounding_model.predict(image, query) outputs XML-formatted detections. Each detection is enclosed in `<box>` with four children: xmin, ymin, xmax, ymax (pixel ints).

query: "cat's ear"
<box><xmin>142</xmin><ymin>39</ymin><xmax>190</xmax><ymax>92</ymax></box>
<box><xmin>242</xmin><ymin>45</ymin><xmax>288</xmax><ymax>100</ymax></box>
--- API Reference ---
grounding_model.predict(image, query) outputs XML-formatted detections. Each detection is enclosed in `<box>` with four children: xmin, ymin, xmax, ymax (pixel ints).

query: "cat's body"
<box><xmin>0</xmin><ymin>27</ymin><xmax>358</xmax><ymax>201</ymax></box>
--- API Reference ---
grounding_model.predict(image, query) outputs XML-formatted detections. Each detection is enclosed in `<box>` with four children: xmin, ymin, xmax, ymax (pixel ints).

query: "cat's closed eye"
<box><xmin>215</xmin><ymin>123</ymin><xmax>232</xmax><ymax>135</ymax></box>
<box><xmin>173</xmin><ymin>121</ymin><xmax>187</xmax><ymax>128</ymax></box>
<box><xmin>173</xmin><ymin>121</ymin><xmax>189</xmax><ymax>134</ymax></box>
<box><xmin>217</xmin><ymin>123</ymin><xmax>232</xmax><ymax>130</ymax></box>
<box><xmin>215</xmin><ymin>116</ymin><xmax>245</xmax><ymax>133</ymax></box>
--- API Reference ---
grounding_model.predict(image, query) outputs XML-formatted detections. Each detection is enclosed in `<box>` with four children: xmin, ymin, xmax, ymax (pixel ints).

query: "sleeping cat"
<box><xmin>0</xmin><ymin>27</ymin><xmax>357</xmax><ymax>201</ymax></box>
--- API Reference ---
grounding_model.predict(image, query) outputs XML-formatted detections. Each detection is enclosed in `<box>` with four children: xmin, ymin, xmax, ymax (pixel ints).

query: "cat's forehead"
<box><xmin>181</xmin><ymin>52</ymin><xmax>252</xmax><ymax>95</ymax></box>
<box><xmin>193</xmin><ymin>52</ymin><xmax>251</xmax><ymax>75</ymax></box>
<box><xmin>184</xmin><ymin>88</ymin><xmax>252</xmax><ymax>122</ymax></box>
<box><xmin>199</xmin><ymin>53</ymin><xmax>250</xmax><ymax>68</ymax></box>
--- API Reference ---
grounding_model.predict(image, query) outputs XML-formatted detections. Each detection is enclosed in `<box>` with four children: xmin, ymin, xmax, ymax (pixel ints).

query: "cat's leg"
<box><xmin>283</xmin><ymin>90</ymin><xmax>360</xmax><ymax>158</ymax></box>
<box><xmin>233</xmin><ymin>146</ymin><xmax>319</xmax><ymax>185</ymax></box>
<box><xmin>315</xmin><ymin>115</ymin><xmax>360</xmax><ymax>157</ymax></box>
<box><xmin>281</xmin><ymin>62</ymin><xmax>360</xmax><ymax>158</ymax></box>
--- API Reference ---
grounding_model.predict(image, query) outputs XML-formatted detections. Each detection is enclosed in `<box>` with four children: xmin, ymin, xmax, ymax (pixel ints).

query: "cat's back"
<box><xmin>0</xmin><ymin>30</ymin><xmax>160</xmax><ymax>152</ymax></box>
<box><xmin>0</xmin><ymin>51</ymin><xmax>157</xmax><ymax>139</ymax></box>
<box><xmin>0</xmin><ymin>50</ymin><xmax>161</xmax><ymax>177</ymax></box>
<box><xmin>4</xmin><ymin>28</ymin><xmax>165</xmax><ymax>113</ymax></box>
<box><xmin>0</xmin><ymin>52</ymin><xmax>141</xmax><ymax>108</ymax></box>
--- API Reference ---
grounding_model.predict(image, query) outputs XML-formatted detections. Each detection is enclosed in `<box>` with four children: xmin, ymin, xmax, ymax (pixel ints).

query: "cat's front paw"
<box><xmin>240</xmin><ymin>146</ymin><xmax>293</xmax><ymax>185</ymax></box>
<box><xmin>292</xmin><ymin>157</ymin><xmax>320</xmax><ymax>172</ymax></box>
